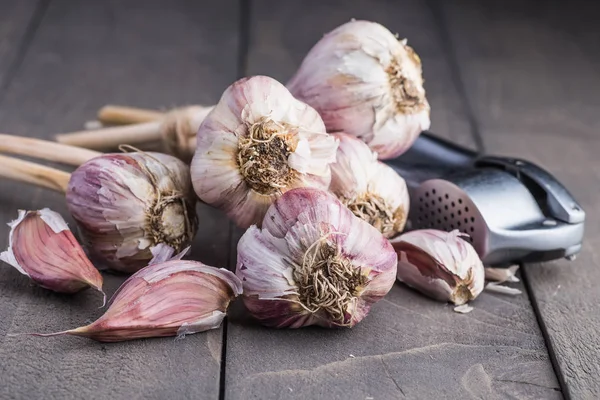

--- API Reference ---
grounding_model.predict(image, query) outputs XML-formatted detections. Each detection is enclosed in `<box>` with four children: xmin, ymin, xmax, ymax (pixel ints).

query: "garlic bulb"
<box><xmin>67</xmin><ymin>152</ymin><xmax>198</xmax><ymax>273</ymax></box>
<box><xmin>330</xmin><ymin>132</ymin><xmax>409</xmax><ymax>238</ymax></box>
<box><xmin>34</xmin><ymin>259</ymin><xmax>242</xmax><ymax>342</ymax></box>
<box><xmin>236</xmin><ymin>187</ymin><xmax>397</xmax><ymax>328</ymax></box>
<box><xmin>191</xmin><ymin>76</ymin><xmax>338</xmax><ymax>228</ymax></box>
<box><xmin>287</xmin><ymin>20</ymin><xmax>430</xmax><ymax>159</ymax></box>
<box><xmin>391</xmin><ymin>229</ymin><xmax>484</xmax><ymax>305</ymax></box>
<box><xmin>0</xmin><ymin>208</ymin><xmax>104</xmax><ymax>296</ymax></box>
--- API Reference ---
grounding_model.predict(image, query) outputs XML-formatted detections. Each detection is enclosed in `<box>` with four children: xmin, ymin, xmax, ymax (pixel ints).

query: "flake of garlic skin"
<box><xmin>329</xmin><ymin>132</ymin><xmax>409</xmax><ymax>238</ymax></box>
<box><xmin>33</xmin><ymin>260</ymin><xmax>242</xmax><ymax>342</ymax></box>
<box><xmin>190</xmin><ymin>76</ymin><xmax>339</xmax><ymax>229</ymax></box>
<box><xmin>485</xmin><ymin>282</ymin><xmax>522</xmax><ymax>296</ymax></box>
<box><xmin>236</xmin><ymin>187</ymin><xmax>397</xmax><ymax>329</ymax></box>
<box><xmin>66</xmin><ymin>152</ymin><xmax>198</xmax><ymax>274</ymax></box>
<box><xmin>453</xmin><ymin>304</ymin><xmax>474</xmax><ymax>314</ymax></box>
<box><xmin>391</xmin><ymin>229</ymin><xmax>485</xmax><ymax>306</ymax></box>
<box><xmin>0</xmin><ymin>208</ymin><xmax>104</xmax><ymax>296</ymax></box>
<box><xmin>484</xmin><ymin>265</ymin><xmax>520</xmax><ymax>283</ymax></box>
<box><xmin>288</xmin><ymin>20</ymin><xmax>430</xmax><ymax>159</ymax></box>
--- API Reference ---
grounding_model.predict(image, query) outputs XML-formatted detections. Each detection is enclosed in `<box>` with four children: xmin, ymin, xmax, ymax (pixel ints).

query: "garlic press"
<box><xmin>385</xmin><ymin>132</ymin><xmax>585</xmax><ymax>266</ymax></box>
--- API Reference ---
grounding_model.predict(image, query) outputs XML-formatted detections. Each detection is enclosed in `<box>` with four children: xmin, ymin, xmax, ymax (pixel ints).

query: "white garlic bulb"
<box><xmin>330</xmin><ymin>132</ymin><xmax>409</xmax><ymax>238</ymax></box>
<box><xmin>288</xmin><ymin>20</ymin><xmax>430</xmax><ymax>159</ymax></box>
<box><xmin>191</xmin><ymin>76</ymin><xmax>338</xmax><ymax>228</ymax></box>
<box><xmin>391</xmin><ymin>229</ymin><xmax>485</xmax><ymax>305</ymax></box>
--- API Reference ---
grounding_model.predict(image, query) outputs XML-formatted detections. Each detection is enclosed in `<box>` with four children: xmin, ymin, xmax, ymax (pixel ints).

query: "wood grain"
<box><xmin>0</xmin><ymin>1</ymin><xmax>238</xmax><ymax>398</ymax></box>
<box><xmin>441</xmin><ymin>1</ymin><xmax>600</xmax><ymax>397</ymax></box>
<box><xmin>224</xmin><ymin>1</ymin><xmax>560</xmax><ymax>399</ymax></box>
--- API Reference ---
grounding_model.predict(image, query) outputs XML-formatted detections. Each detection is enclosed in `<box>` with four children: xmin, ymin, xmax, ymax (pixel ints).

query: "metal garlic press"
<box><xmin>385</xmin><ymin>132</ymin><xmax>585</xmax><ymax>266</ymax></box>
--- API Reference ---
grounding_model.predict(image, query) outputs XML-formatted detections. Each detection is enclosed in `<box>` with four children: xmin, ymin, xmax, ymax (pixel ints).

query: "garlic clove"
<box><xmin>330</xmin><ymin>132</ymin><xmax>409</xmax><ymax>238</ymax></box>
<box><xmin>0</xmin><ymin>208</ymin><xmax>104</xmax><ymax>296</ymax></box>
<box><xmin>288</xmin><ymin>20</ymin><xmax>430</xmax><ymax>159</ymax></box>
<box><xmin>236</xmin><ymin>187</ymin><xmax>397</xmax><ymax>328</ymax></box>
<box><xmin>66</xmin><ymin>152</ymin><xmax>198</xmax><ymax>274</ymax></box>
<box><xmin>34</xmin><ymin>260</ymin><xmax>242</xmax><ymax>342</ymax></box>
<box><xmin>391</xmin><ymin>229</ymin><xmax>485</xmax><ymax>305</ymax></box>
<box><xmin>191</xmin><ymin>76</ymin><xmax>339</xmax><ymax>228</ymax></box>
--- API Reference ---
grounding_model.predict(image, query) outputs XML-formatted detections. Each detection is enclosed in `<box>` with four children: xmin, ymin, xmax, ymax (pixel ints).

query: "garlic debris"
<box><xmin>34</xmin><ymin>260</ymin><xmax>242</xmax><ymax>342</ymax></box>
<box><xmin>67</xmin><ymin>152</ymin><xmax>198</xmax><ymax>273</ymax></box>
<box><xmin>287</xmin><ymin>20</ymin><xmax>430</xmax><ymax>159</ymax></box>
<box><xmin>391</xmin><ymin>229</ymin><xmax>484</xmax><ymax>305</ymax></box>
<box><xmin>236</xmin><ymin>187</ymin><xmax>397</xmax><ymax>328</ymax></box>
<box><xmin>0</xmin><ymin>208</ymin><xmax>104</xmax><ymax>296</ymax></box>
<box><xmin>330</xmin><ymin>132</ymin><xmax>409</xmax><ymax>238</ymax></box>
<box><xmin>191</xmin><ymin>76</ymin><xmax>338</xmax><ymax>228</ymax></box>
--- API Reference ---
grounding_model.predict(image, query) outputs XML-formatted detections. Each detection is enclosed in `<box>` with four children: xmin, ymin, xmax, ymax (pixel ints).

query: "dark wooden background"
<box><xmin>0</xmin><ymin>0</ymin><xmax>598</xmax><ymax>399</ymax></box>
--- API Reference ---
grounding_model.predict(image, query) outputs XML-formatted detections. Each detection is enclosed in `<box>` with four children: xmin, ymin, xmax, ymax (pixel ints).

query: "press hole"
<box><xmin>450</xmin><ymin>224</ymin><xmax>455</xmax><ymax>229</ymax></box>
<box><xmin>470</xmin><ymin>227</ymin><xmax>475</xmax><ymax>232</ymax></box>
<box><xmin>470</xmin><ymin>217</ymin><xmax>475</xmax><ymax>222</ymax></box>
<box><xmin>431</xmin><ymin>200</ymin><xmax>435</xmax><ymax>205</ymax></box>
<box><xmin>431</xmin><ymin>211</ymin><xmax>435</xmax><ymax>216</ymax></box>
<box><xmin>457</xmin><ymin>221</ymin><xmax>461</xmax><ymax>227</ymax></box>
<box><xmin>432</xmin><ymin>189</ymin><xmax>437</xmax><ymax>194</ymax></box>
<box><xmin>451</xmin><ymin>213</ymin><xmax>455</xmax><ymax>218</ymax></box>
<box><xmin>451</xmin><ymin>202</ymin><xmax>455</xmax><ymax>207</ymax></box>
<box><xmin>444</xmin><ymin>216</ymin><xmax>448</xmax><ymax>221</ymax></box>
<box><xmin>458</xmin><ymin>199</ymin><xmax>463</xmax><ymax>204</ymax></box>
<box><xmin>419</xmin><ymin>207</ymin><xmax>423</xmax><ymax>212</ymax></box>
<box><xmin>445</xmin><ymin>194</ymin><xmax>449</xmax><ymax>199</ymax></box>
<box><xmin>438</xmin><ymin>197</ymin><xmax>442</xmax><ymax>202</ymax></box>
<box><xmin>425</xmin><ymin>192</ymin><xmax>429</xmax><ymax>198</ymax></box>
<box><xmin>437</xmin><ymin>219</ymin><xmax>441</xmax><ymax>224</ymax></box>
<box><xmin>444</xmin><ymin>205</ymin><xmax>448</xmax><ymax>210</ymax></box>
<box><xmin>465</xmin><ymin>206</ymin><xmax>470</xmax><ymax>212</ymax></box>
<box><xmin>437</xmin><ymin>208</ymin><xmax>442</xmax><ymax>213</ymax></box>
<box><xmin>464</xmin><ymin>218</ymin><xmax>469</xmax><ymax>223</ymax></box>
<box><xmin>458</xmin><ymin>210</ymin><xmax>462</xmax><ymax>216</ymax></box>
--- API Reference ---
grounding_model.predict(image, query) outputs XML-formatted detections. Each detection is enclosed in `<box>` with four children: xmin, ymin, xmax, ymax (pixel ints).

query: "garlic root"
<box><xmin>0</xmin><ymin>154</ymin><xmax>70</xmax><ymax>193</ymax></box>
<box><xmin>0</xmin><ymin>134</ymin><xmax>101</xmax><ymax>167</ymax></box>
<box><xmin>98</xmin><ymin>104</ymin><xmax>166</xmax><ymax>125</ymax></box>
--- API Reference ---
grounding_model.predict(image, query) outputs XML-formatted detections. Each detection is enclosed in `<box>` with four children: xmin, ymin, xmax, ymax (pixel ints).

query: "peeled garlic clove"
<box><xmin>191</xmin><ymin>76</ymin><xmax>339</xmax><ymax>228</ymax></box>
<box><xmin>0</xmin><ymin>208</ymin><xmax>104</xmax><ymax>295</ymax></box>
<box><xmin>288</xmin><ymin>20</ymin><xmax>430</xmax><ymax>159</ymax></box>
<box><xmin>66</xmin><ymin>152</ymin><xmax>198</xmax><ymax>274</ymax></box>
<box><xmin>391</xmin><ymin>229</ymin><xmax>484</xmax><ymax>305</ymax></box>
<box><xmin>36</xmin><ymin>260</ymin><xmax>242</xmax><ymax>342</ymax></box>
<box><xmin>330</xmin><ymin>132</ymin><xmax>409</xmax><ymax>238</ymax></box>
<box><xmin>236</xmin><ymin>187</ymin><xmax>397</xmax><ymax>328</ymax></box>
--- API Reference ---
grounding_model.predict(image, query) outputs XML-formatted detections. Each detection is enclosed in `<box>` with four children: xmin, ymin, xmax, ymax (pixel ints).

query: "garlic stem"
<box><xmin>0</xmin><ymin>134</ymin><xmax>101</xmax><ymax>167</ymax></box>
<box><xmin>98</xmin><ymin>105</ymin><xmax>165</xmax><ymax>125</ymax></box>
<box><xmin>55</xmin><ymin>121</ymin><xmax>162</xmax><ymax>150</ymax></box>
<box><xmin>0</xmin><ymin>154</ymin><xmax>70</xmax><ymax>193</ymax></box>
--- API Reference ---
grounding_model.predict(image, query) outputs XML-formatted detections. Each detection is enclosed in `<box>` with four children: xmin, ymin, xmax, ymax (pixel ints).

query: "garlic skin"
<box><xmin>66</xmin><ymin>152</ymin><xmax>198</xmax><ymax>274</ymax></box>
<box><xmin>391</xmin><ymin>229</ymin><xmax>484</xmax><ymax>305</ymax></box>
<box><xmin>287</xmin><ymin>20</ymin><xmax>430</xmax><ymax>159</ymax></box>
<box><xmin>0</xmin><ymin>208</ymin><xmax>104</xmax><ymax>295</ymax></box>
<box><xmin>236</xmin><ymin>187</ymin><xmax>397</xmax><ymax>328</ymax></box>
<box><xmin>330</xmin><ymin>132</ymin><xmax>409</xmax><ymax>238</ymax></box>
<box><xmin>191</xmin><ymin>76</ymin><xmax>338</xmax><ymax>228</ymax></box>
<box><xmin>37</xmin><ymin>260</ymin><xmax>242</xmax><ymax>342</ymax></box>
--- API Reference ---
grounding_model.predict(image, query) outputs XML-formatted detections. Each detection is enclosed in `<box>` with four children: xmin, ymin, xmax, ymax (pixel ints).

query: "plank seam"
<box><xmin>426</xmin><ymin>0</ymin><xmax>486</xmax><ymax>153</ymax></box>
<box><xmin>0</xmin><ymin>0</ymin><xmax>51</xmax><ymax>108</ymax></box>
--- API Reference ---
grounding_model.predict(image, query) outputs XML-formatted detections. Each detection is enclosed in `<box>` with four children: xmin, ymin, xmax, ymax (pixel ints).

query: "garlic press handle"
<box><xmin>476</xmin><ymin>156</ymin><xmax>585</xmax><ymax>224</ymax></box>
<box><xmin>397</xmin><ymin>131</ymin><xmax>478</xmax><ymax>168</ymax></box>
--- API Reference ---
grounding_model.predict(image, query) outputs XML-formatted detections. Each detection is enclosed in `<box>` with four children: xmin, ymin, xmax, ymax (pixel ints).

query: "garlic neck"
<box><xmin>237</xmin><ymin>118</ymin><xmax>298</xmax><ymax>195</ymax></box>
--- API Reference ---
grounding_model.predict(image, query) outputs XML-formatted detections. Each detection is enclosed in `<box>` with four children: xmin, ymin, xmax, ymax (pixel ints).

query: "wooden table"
<box><xmin>0</xmin><ymin>1</ymin><xmax>597</xmax><ymax>398</ymax></box>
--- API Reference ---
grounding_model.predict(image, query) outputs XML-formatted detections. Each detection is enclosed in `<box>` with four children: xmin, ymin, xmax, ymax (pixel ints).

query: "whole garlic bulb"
<box><xmin>330</xmin><ymin>132</ymin><xmax>409</xmax><ymax>238</ymax></box>
<box><xmin>191</xmin><ymin>76</ymin><xmax>338</xmax><ymax>228</ymax></box>
<box><xmin>236</xmin><ymin>187</ymin><xmax>397</xmax><ymax>328</ymax></box>
<box><xmin>67</xmin><ymin>152</ymin><xmax>198</xmax><ymax>273</ymax></box>
<box><xmin>287</xmin><ymin>20</ymin><xmax>430</xmax><ymax>159</ymax></box>
<box><xmin>391</xmin><ymin>229</ymin><xmax>485</xmax><ymax>305</ymax></box>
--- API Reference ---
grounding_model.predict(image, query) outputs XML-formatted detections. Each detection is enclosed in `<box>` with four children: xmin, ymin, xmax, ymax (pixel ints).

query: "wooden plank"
<box><xmin>224</xmin><ymin>1</ymin><xmax>560</xmax><ymax>398</ymax></box>
<box><xmin>0</xmin><ymin>0</ymin><xmax>40</xmax><ymax>89</ymax></box>
<box><xmin>441</xmin><ymin>0</ymin><xmax>600</xmax><ymax>397</ymax></box>
<box><xmin>0</xmin><ymin>1</ymin><xmax>238</xmax><ymax>398</ymax></box>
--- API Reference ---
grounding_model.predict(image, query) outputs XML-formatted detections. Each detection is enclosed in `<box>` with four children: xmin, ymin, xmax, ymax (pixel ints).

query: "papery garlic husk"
<box><xmin>35</xmin><ymin>260</ymin><xmax>242</xmax><ymax>342</ymax></box>
<box><xmin>236</xmin><ymin>187</ymin><xmax>397</xmax><ymax>328</ymax></box>
<box><xmin>287</xmin><ymin>20</ymin><xmax>430</xmax><ymax>159</ymax></box>
<box><xmin>330</xmin><ymin>132</ymin><xmax>409</xmax><ymax>238</ymax></box>
<box><xmin>391</xmin><ymin>229</ymin><xmax>484</xmax><ymax>305</ymax></box>
<box><xmin>191</xmin><ymin>75</ymin><xmax>339</xmax><ymax>228</ymax></box>
<box><xmin>66</xmin><ymin>152</ymin><xmax>198</xmax><ymax>274</ymax></box>
<box><xmin>0</xmin><ymin>208</ymin><xmax>104</xmax><ymax>295</ymax></box>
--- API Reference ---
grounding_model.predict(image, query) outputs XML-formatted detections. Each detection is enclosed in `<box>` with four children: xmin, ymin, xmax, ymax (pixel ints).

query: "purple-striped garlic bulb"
<box><xmin>191</xmin><ymin>76</ymin><xmax>338</xmax><ymax>228</ymax></box>
<box><xmin>288</xmin><ymin>20</ymin><xmax>430</xmax><ymax>159</ymax></box>
<box><xmin>236</xmin><ymin>187</ymin><xmax>397</xmax><ymax>328</ymax></box>
<box><xmin>1</xmin><ymin>208</ymin><xmax>104</xmax><ymax>297</ymax></box>
<box><xmin>330</xmin><ymin>132</ymin><xmax>409</xmax><ymax>238</ymax></box>
<box><xmin>67</xmin><ymin>152</ymin><xmax>198</xmax><ymax>274</ymax></box>
<box><xmin>35</xmin><ymin>259</ymin><xmax>242</xmax><ymax>342</ymax></box>
<box><xmin>391</xmin><ymin>229</ymin><xmax>485</xmax><ymax>305</ymax></box>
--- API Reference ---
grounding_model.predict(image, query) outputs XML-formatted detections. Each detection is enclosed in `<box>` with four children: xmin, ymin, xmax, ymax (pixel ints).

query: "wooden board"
<box><xmin>441</xmin><ymin>1</ymin><xmax>600</xmax><ymax>397</ymax></box>
<box><xmin>0</xmin><ymin>0</ymin><xmax>238</xmax><ymax>398</ymax></box>
<box><xmin>224</xmin><ymin>1</ymin><xmax>560</xmax><ymax>398</ymax></box>
<box><xmin>0</xmin><ymin>0</ymin><xmax>40</xmax><ymax>90</ymax></box>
